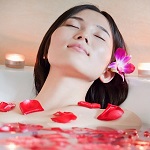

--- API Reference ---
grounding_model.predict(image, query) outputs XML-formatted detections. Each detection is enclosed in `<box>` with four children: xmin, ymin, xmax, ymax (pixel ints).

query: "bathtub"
<box><xmin>0</xmin><ymin>65</ymin><xmax>150</xmax><ymax>149</ymax></box>
<box><xmin>0</xmin><ymin>64</ymin><xmax>150</xmax><ymax>127</ymax></box>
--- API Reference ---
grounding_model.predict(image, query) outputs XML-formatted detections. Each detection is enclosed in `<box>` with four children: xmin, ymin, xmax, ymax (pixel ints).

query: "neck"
<box><xmin>35</xmin><ymin>67</ymin><xmax>93</xmax><ymax>110</ymax></box>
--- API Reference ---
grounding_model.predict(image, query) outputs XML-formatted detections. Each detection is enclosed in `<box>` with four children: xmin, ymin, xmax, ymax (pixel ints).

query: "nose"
<box><xmin>74</xmin><ymin>32</ymin><xmax>89</xmax><ymax>44</ymax></box>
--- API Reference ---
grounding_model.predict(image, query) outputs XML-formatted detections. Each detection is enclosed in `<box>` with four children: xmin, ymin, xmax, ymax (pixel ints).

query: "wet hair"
<box><xmin>34</xmin><ymin>4</ymin><xmax>128</xmax><ymax>109</ymax></box>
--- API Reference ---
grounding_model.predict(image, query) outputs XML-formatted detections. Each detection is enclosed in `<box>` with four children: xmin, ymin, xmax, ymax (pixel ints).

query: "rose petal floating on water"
<box><xmin>0</xmin><ymin>123</ymin><xmax>21</xmax><ymax>132</ymax></box>
<box><xmin>0</xmin><ymin>123</ymin><xmax>149</xmax><ymax>149</ymax></box>
<box><xmin>97</xmin><ymin>103</ymin><xmax>124</xmax><ymax>121</ymax></box>
<box><xmin>19</xmin><ymin>99</ymin><xmax>44</xmax><ymax>115</ymax></box>
<box><xmin>0</xmin><ymin>102</ymin><xmax>16</xmax><ymax>112</ymax></box>
<box><xmin>51</xmin><ymin>111</ymin><xmax>77</xmax><ymax>123</ymax></box>
<box><xmin>0</xmin><ymin>123</ymin><xmax>43</xmax><ymax>132</ymax></box>
<box><xmin>18</xmin><ymin>123</ymin><xmax>43</xmax><ymax>132</ymax></box>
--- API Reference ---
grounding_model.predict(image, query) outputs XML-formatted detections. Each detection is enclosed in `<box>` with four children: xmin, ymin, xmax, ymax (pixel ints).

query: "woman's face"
<box><xmin>48</xmin><ymin>9</ymin><xmax>113</xmax><ymax>81</ymax></box>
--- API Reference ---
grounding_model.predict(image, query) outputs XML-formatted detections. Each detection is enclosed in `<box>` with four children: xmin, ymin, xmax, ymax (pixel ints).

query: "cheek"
<box><xmin>47</xmin><ymin>33</ymin><xmax>60</xmax><ymax>64</ymax></box>
<box><xmin>93</xmin><ymin>40</ymin><xmax>113</xmax><ymax>65</ymax></box>
<box><xmin>50</xmin><ymin>29</ymin><xmax>65</xmax><ymax>48</ymax></box>
<box><xmin>48</xmin><ymin>29</ymin><xmax>66</xmax><ymax>58</ymax></box>
<box><xmin>92</xmin><ymin>47</ymin><xmax>112</xmax><ymax>71</ymax></box>
<box><xmin>51</xmin><ymin>27</ymin><xmax>73</xmax><ymax>43</ymax></box>
<box><xmin>48</xmin><ymin>28</ymin><xmax>73</xmax><ymax>65</ymax></box>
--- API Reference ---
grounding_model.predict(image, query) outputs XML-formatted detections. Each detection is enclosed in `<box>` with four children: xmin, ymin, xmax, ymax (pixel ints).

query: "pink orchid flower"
<box><xmin>108</xmin><ymin>48</ymin><xmax>135</xmax><ymax>81</ymax></box>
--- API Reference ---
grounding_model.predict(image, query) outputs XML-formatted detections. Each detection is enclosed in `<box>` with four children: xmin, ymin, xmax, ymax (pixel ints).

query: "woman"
<box><xmin>34</xmin><ymin>4</ymin><xmax>129</xmax><ymax>109</ymax></box>
<box><xmin>0</xmin><ymin>4</ymin><xmax>141</xmax><ymax>129</ymax></box>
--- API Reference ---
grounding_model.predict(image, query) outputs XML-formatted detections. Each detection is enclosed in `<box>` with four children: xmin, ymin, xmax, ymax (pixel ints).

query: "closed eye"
<box><xmin>94</xmin><ymin>35</ymin><xmax>105</xmax><ymax>41</ymax></box>
<box><xmin>66</xmin><ymin>24</ymin><xmax>79</xmax><ymax>29</ymax></box>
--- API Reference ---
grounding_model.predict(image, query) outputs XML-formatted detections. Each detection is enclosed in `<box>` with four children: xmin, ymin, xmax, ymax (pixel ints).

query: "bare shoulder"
<box><xmin>0</xmin><ymin>105</ymin><xmax>142</xmax><ymax>130</ymax></box>
<box><xmin>45</xmin><ymin>106</ymin><xmax>142</xmax><ymax>129</ymax></box>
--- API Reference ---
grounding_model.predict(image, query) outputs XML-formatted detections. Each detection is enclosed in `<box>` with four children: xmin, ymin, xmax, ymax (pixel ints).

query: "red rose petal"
<box><xmin>0</xmin><ymin>123</ymin><xmax>19</xmax><ymax>132</ymax></box>
<box><xmin>19</xmin><ymin>99</ymin><xmax>44</xmax><ymax>115</ymax></box>
<box><xmin>18</xmin><ymin>123</ymin><xmax>43</xmax><ymax>132</ymax></box>
<box><xmin>0</xmin><ymin>102</ymin><xmax>16</xmax><ymax>112</ymax></box>
<box><xmin>97</xmin><ymin>103</ymin><xmax>124</xmax><ymax>121</ymax></box>
<box><xmin>0</xmin><ymin>123</ymin><xmax>43</xmax><ymax>133</ymax></box>
<box><xmin>51</xmin><ymin>111</ymin><xmax>77</xmax><ymax>123</ymax></box>
<box><xmin>78</xmin><ymin>101</ymin><xmax>101</xmax><ymax>109</ymax></box>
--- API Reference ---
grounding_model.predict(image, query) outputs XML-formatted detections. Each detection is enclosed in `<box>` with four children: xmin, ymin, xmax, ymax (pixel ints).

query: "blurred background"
<box><xmin>0</xmin><ymin>0</ymin><xmax>150</xmax><ymax>75</ymax></box>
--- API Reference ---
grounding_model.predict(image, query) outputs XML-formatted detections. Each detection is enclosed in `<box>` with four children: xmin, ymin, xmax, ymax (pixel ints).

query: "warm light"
<box><xmin>5</xmin><ymin>54</ymin><xmax>25</xmax><ymax>69</ymax></box>
<box><xmin>6</xmin><ymin>143</ymin><xmax>17</xmax><ymax>150</ymax></box>
<box><xmin>6</xmin><ymin>54</ymin><xmax>25</xmax><ymax>61</ymax></box>
<box><xmin>138</xmin><ymin>63</ymin><xmax>150</xmax><ymax>77</ymax></box>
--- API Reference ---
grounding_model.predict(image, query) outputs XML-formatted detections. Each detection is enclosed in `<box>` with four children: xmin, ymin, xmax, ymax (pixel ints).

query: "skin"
<box><xmin>0</xmin><ymin>10</ymin><xmax>142</xmax><ymax>129</ymax></box>
<box><xmin>48</xmin><ymin>9</ymin><xmax>113</xmax><ymax>81</ymax></box>
<box><xmin>36</xmin><ymin>9</ymin><xmax>114</xmax><ymax>110</ymax></box>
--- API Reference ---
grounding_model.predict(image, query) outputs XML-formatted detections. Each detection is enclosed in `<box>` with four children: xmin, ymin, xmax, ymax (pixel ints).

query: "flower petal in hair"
<box><xmin>108</xmin><ymin>48</ymin><xmax>135</xmax><ymax>81</ymax></box>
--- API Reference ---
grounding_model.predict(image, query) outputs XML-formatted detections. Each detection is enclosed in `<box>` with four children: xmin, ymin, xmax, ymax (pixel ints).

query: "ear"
<box><xmin>99</xmin><ymin>70</ymin><xmax>115</xmax><ymax>83</ymax></box>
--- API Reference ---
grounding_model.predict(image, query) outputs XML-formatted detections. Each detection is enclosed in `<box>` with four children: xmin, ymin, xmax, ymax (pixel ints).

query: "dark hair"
<box><xmin>34</xmin><ymin>4</ymin><xmax>128</xmax><ymax>109</ymax></box>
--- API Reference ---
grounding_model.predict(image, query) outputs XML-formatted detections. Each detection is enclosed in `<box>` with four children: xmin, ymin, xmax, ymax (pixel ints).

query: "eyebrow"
<box><xmin>69</xmin><ymin>16</ymin><xmax>110</xmax><ymax>37</ymax></box>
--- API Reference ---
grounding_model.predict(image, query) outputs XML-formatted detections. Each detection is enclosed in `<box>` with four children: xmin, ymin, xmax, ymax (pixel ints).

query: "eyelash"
<box><xmin>94</xmin><ymin>35</ymin><xmax>105</xmax><ymax>41</ymax></box>
<box><xmin>66</xmin><ymin>24</ymin><xmax>79</xmax><ymax>29</ymax></box>
<box><xmin>65</xmin><ymin>24</ymin><xmax>105</xmax><ymax>41</ymax></box>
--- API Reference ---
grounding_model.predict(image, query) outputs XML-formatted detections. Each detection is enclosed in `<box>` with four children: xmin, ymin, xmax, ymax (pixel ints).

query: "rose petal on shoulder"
<box><xmin>19</xmin><ymin>99</ymin><xmax>44</xmax><ymax>115</ymax></box>
<box><xmin>97</xmin><ymin>104</ymin><xmax>124</xmax><ymax>121</ymax></box>
<box><xmin>0</xmin><ymin>102</ymin><xmax>16</xmax><ymax>112</ymax></box>
<box><xmin>51</xmin><ymin>111</ymin><xmax>77</xmax><ymax>123</ymax></box>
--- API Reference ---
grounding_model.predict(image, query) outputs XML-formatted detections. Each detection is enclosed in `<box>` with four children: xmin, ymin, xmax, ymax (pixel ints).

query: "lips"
<box><xmin>67</xmin><ymin>44</ymin><xmax>89</xmax><ymax>56</ymax></box>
